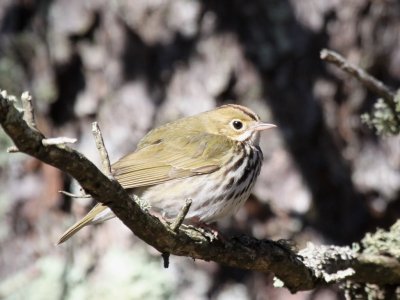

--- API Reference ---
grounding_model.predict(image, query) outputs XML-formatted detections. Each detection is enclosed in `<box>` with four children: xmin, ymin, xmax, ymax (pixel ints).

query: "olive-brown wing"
<box><xmin>112</xmin><ymin>133</ymin><xmax>233</xmax><ymax>189</ymax></box>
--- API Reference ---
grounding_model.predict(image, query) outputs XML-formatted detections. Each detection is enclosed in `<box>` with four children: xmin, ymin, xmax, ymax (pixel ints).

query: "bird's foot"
<box><xmin>188</xmin><ymin>218</ymin><xmax>226</xmax><ymax>242</ymax></box>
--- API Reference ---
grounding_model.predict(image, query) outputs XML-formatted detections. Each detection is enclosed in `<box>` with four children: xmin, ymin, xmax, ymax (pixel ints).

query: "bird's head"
<box><xmin>202</xmin><ymin>104</ymin><xmax>276</xmax><ymax>145</ymax></box>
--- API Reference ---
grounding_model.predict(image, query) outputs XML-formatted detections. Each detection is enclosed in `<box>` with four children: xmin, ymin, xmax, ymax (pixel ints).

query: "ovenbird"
<box><xmin>57</xmin><ymin>104</ymin><xmax>276</xmax><ymax>243</ymax></box>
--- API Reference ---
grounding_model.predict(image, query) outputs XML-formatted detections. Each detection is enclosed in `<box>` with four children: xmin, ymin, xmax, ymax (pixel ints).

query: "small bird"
<box><xmin>57</xmin><ymin>104</ymin><xmax>276</xmax><ymax>244</ymax></box>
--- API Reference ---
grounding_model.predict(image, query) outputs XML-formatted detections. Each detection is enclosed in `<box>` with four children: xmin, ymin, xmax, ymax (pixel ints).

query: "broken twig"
<box><xmin>92</xmin><ymin>122</ymin><xmax>112</xmax><ymax>178</ymax></box>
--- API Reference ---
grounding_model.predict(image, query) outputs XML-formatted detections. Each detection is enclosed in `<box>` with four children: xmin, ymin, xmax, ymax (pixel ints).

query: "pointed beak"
<box><xmin>253</xmin><ymin>122</ymin><xmax>277</xmax><ymax>131</ymax></box>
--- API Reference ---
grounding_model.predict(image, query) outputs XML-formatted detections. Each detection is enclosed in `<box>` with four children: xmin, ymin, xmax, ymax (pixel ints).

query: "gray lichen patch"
<box><xmin>298</xmin><ymin>243</ymin><xmax>356</xmax><ymax>283</ymax></box>
<box><xmin>359</xmin><ymin>220</ymin><xmax>400</xmax><ymax>259</ymax></box>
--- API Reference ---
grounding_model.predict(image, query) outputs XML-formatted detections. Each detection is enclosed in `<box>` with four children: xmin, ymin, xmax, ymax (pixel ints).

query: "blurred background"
<box><xmin>0</xmin><ymin>0</ymin><xmax>399</xmax><ymax>299</ymax></box>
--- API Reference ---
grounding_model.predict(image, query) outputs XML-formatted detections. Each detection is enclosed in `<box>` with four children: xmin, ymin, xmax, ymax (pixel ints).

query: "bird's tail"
<box><xmin>57</xmin><ymin>203</ymin><xmax>114</xmax><ymax>244</ymax></box>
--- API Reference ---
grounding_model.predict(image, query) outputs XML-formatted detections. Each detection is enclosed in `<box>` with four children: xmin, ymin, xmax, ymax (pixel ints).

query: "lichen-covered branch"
<box><xmin>1</xmin><ymin>90</ymin><xmax>400</xmax><ymax>292</ymax></box>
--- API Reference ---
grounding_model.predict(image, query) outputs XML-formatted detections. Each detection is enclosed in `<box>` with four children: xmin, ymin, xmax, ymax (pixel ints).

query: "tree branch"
<box><xmin>320</xmin><ymin>49</ymin><xmax>395</xmax><ymax>102</ymax></box>
<box><xmin>321</xmin><ymin>48</ymin><xmax>400</xmax><ymax>134</ymax></box>
<box><xmin>1</xmin><ymin>90</ymin><xmax>400</xmax><ymax>292</ymax></box>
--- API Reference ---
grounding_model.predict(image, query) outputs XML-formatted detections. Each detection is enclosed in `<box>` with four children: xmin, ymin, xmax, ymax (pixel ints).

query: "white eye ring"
<box><xmin>230</xmin><ymin>119</ymin><xmax>244</xmax><ymax>131</ymax></box>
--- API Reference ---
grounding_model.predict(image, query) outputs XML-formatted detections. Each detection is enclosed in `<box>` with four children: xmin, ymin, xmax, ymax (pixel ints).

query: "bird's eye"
<box><xmin>231</xmin><ymin>120</ymin><xmax>243</xmax><ymax>130</ymax></box>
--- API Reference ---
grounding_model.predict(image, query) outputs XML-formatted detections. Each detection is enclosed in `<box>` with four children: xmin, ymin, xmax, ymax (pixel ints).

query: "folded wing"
<box><xmin>112</xmin><ymin>132</ymin><xmax>233</xmax><ymax>189</ymax></box>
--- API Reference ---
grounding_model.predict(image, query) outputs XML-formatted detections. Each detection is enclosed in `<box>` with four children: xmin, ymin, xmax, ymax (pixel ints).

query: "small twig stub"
<box><xmin>92</xmin><ymin>122</ymin><xmax>112</xmax><ymax>178</ymax></box>
<box><xmin>170</xmin><ymin>199</ymin><xmax>192</xmax><ymax>232</ymax></box>
<box><xmin>161</xmin><ymin>252</ymin><xmax>170</xmax><ymax>268</ymax></box>
<box><xmin>7</xmin><ymin>146</ymin><xmax>19</xmax><ymax>153</ymax></box>
<box><xmin>59</xmin><ymin>190</ymin><xmax>92</xmax><ymax>198</ymax></box>
<box><xmin>42</xmin><ymin>137</ymin><xmax>77</xmax><ymax>146</ymax></box>
<box><xmin>21</xmin><ymin>91</ymin><xmax>37</xmax><ymax>130</ymax></box>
